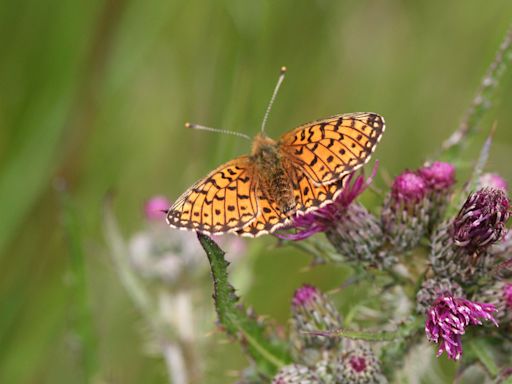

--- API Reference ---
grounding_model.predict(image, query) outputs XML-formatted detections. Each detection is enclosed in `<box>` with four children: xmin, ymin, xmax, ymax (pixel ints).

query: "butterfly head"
<box><xmin>251</xmin><ymin>133</ymin><xmax>277</xmax><ymax>157</ymax></box>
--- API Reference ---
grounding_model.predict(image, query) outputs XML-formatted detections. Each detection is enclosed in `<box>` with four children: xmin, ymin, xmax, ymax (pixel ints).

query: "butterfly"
<box><xmin>166</xmin><ymin>112</ymin><xmax>385</xmax><ymax>237</ymax></box>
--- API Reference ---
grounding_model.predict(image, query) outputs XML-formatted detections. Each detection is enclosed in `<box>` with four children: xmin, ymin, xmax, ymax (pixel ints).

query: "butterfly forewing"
<box><xmin>279</xmin><ymin>112</ymin><xmax>385</xmax><ymax>186</ymax></box>
<box><xmin>166</xmin><ymin>156</ymin><xmax>259</xmax><ymax>235</ymax></box>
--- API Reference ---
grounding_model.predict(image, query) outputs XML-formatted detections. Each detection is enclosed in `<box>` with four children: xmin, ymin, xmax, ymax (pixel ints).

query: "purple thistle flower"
<box><xmin>425</xmin><ymin>296</ymin><xmax>498</xmax><ymax>361</ymax></box>
<box><xmin>281</xmin><ymin>166</ymin><xmax>376</xmax><ymax>241</ymax></box>
<box><xmin>452</xmin><ymin>188</ymin><xmax>510</xmax><ymax>251</ymax></box>
<box><xmin>382</xmin><ymin>170</ymin><xmax>430</xmax><ymax>252</ymax></box>
<box><xmin>391</xmin><ymin>171</ymin><xmax>428</xmax><ymax>202</ymax></box>
<box><xmin>348</xmin><ymin>356</ymin><xmax>367</xmax><ymax>372</ymax></box>
<box><xmin>418</xmin><ymin>161</ymin><xmax>456</xmax><ymax>191</ymax></box>
<box><xmin>335</xmin><ymin>339</ymin><xmax>387</xmax><ymax>383</ymax></box>
<box><xmin>292</xmin><ymin>284</ymin><xmax>318</xmax><ymax>307</ymax></box>
<box><xmin>479</xmin><ymin>173</ymin><xmax>508</xmax><ymax>192</ymax></box>
<box><xmin>144</xmin><ymin>195</ymin><xmax>171</xmax><ymax>220</ymax></box>
<box><xmin>416</xmin><ymin>278</ymin><xmax>463</xmax><ymax>314</ymax></box>
<box><xmin>419</xmin><ymin>162</ymin><xmax>456</xmax><ymax>229</ymax></box>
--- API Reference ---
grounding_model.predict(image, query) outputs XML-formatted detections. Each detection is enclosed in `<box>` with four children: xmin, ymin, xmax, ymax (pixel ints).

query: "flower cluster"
<box><xmin>278</xmin><ymin>161</ymin><xmax>511</xmax><ymax>374</ymax></box>
<box><xmin>273</xmin><ymin>284</ymin><xmax>387</xmax><ymax>383</ymax></box>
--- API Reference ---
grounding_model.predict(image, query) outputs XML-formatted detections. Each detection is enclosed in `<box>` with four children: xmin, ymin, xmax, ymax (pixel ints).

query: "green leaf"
<box><xmin>197</xmin><ymin>233</ymin><xmax>291</xmax><ymax>376</ymax></box>
<box><xmin>468</xmin><ymin>339</ymin><xmax>499</xmax><ymax>377</ymax></box>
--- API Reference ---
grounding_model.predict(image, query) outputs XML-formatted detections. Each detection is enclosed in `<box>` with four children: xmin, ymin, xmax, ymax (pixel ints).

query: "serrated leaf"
<box><xmin>197</xmin><ymin>233</ymin><xmax>291</xmax><ymax>376</ymax></box>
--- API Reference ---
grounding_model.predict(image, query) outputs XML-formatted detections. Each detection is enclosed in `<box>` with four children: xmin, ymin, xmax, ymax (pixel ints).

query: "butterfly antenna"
<box><xmin>185</xmin><ymin>122</ymin><xmax>251</xmax><ymax>141</ymax></box>
<box><xmin>261</xmin><ymin>66</ymin><xmax>287</xmax><ymax>133</ymax></box>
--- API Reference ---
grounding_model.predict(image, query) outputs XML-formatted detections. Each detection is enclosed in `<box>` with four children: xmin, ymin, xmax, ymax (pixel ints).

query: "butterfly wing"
<box><xmin>166</xmin><ymin>156</ymin><xmax>259</xmax><ymax>235</ymax></box>
<box><xmin>235</xmin><ymin>191</ymin><xmax>290</xmax><ymax>237</ymax></box>
<box><xmin>279</xmin><ymin>112</ymin><xmax>384</xmax><ymax>186</ymax></box>
<box><xmin>290</xmin><ymin>166</ymin><xmax>349</xmax><ymax>214</ymax></box>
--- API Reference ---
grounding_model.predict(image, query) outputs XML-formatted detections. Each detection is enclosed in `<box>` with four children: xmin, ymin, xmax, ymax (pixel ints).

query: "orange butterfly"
<box><xmin>167</xmin><ymin>70</ymin><xmax>385</xmax><ymax>237</ymax></box>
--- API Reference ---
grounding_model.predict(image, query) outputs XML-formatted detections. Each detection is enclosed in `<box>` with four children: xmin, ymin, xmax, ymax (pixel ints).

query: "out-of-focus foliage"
<box><xmin>0</xmin><ymin>1</ymin><xmax>511</xmax><ymax>383</ymax></box>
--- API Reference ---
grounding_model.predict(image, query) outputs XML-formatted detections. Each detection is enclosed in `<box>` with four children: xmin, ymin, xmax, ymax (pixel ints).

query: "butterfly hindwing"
<box><xmin>290</xmin><ymin>167</ymin><xmax>347</xmax><ymax>214</ymax></box>
<box><xmin>235</xmin><ymin>189</ymin><xmax>290</xmax><ymax>237</ymax></box>
<box><xmin>279</xmin><ymin>112</ymin><xmax>384</xmax><ymax>186</ymax></box>
<box><xmin>166</xmin><ymin>156</ymin><xmax>259</xmax><ymax>235</ymax></box>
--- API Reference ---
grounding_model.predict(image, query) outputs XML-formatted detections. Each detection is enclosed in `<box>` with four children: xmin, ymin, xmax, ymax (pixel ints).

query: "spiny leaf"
<box><xmin>197</xmin><ymin>233</ymin><xmax>291</xmax><ymax>376</ymax></box>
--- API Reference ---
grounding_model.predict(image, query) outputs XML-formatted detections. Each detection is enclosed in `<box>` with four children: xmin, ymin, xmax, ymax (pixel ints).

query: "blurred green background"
<box><xmin>1</xmin><ymin>1</ymin><xmax>512</xmax><ymax>383</ymax></box>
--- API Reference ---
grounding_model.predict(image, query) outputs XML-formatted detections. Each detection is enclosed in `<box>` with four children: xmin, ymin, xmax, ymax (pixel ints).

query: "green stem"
<box><xmin>307</xmin><ymin>316</ymin><xmax>423</xmax><ymax>342</ymax></box>
<box><xmin>441</xmin><ymin>25</ymin><xmax>512</xmax><ymax>159</ymax></box>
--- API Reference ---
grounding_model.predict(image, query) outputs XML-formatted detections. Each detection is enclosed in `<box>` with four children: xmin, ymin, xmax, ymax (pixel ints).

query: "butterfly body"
<box><xmin>251</xmin><ymin>133</ymin><xmax>296</xmax><ymax>217</ymax></box>
<box><xmin>167</xmin><ymin>112</ymin><xmax>385</xmax><ymax>237</ymax></box>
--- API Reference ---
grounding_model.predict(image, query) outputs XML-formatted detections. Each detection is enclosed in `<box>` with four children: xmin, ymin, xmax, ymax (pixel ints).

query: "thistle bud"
<box><xmin>416</xmin><ymin>278</ymin><xmax>463</xmax><ymax>314</ymax></box>
<box><xmin>313</xmin><ymin>359</ymin><xmax>336</xmax><ymax>384</ymax></box>
<box><xmin>271</xmin><ymin>364</ymin><xmax>320</xmax><ymax>384</ymax></box>
<box><xmin>391</xmin><ymin>171</ymin><xmax>428</xmax><ymax>202</ymax></box>
<box><xmin>290</xmin><ymin>285</ymin><xmax>342</xmax><ymax>363</ymax></box>
<box><xmin>429</xmin><ymin>220</ymin><xmax>494</xmax><ymax>284</ymax></box>
<box><xmin>418</xmin><ymin>161</ymin><xmax>456</xmax><ymax>228</ymax></box>
<box><xmin>325</xmin><ymin>203</ymin><xmax>395</xmax><ymax>269</ymax></box>
<box><xmin>419</xmin><ymin>161</ymin><xmax>456</xmax><ymax>192</ymax></box>
<box><xmin>452</xmin><ymin>188</ymin><xmax>510</xmax><ymax>252</ymax></box>
<box><xmin>474</xmin><ymin>281</ymin><xmax>512</xmax><ymax>323</ymax></box>
<box><xmin>335</xmin><ymin>339</ymin><xmax>388</xmax><ymax>384</ymax></box>
<box><xmin>382</xmin><ymin>171</ymin><xmax>430</xmax><ymax>252</ymax></box>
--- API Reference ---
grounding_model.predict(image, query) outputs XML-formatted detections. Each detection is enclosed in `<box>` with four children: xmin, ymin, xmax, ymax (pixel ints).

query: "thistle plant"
<box><xmin>187</xmin><ymin>26</ymin><xmax>512</xmax><ymax>384</ymax></box>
